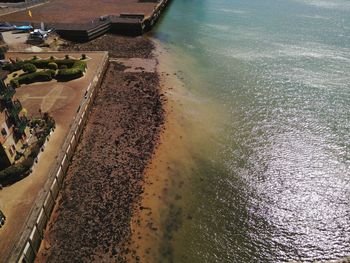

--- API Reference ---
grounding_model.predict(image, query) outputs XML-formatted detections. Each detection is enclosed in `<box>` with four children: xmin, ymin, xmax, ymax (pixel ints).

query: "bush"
<box><xmin>13</xmin><ymin>71</ymin><xmax>53</xmax><ymax>85</ymax></box>
<box><xmin>73</xmin><ymin>60</ymin><xmax>87</xmax><ymax>71</ymax></box>
<box><xmin>47</xmin><ymin>62</ymin><xmax>58</xmax><ymax>70</ymax></box>
<box><xmin>0</xmin><ymin>142</ymin><xmax>40</xmax><ymax>185</ymax></box>
<box><xmin>21</xmin><ymin>156</ymin><xmax>34</xmax><ymax>169</ymax></box>
<box><xmin>29</xmin><ymin>144</ymin><xmax>41</xmax><ymax>158</ymax></box>
<box><xmin>24</xmin><ymin>59</ymin><xmax>50</xmax><ymax>69</ymax></box>
<box><xmin>2</xmin><ymin>61</ymin><xmax>24</xmax><ymax>72</ymax></box>
<box><xmin>22</xmin><ymin>63</ymin><xmax>37</xmax><ymax>73</ymax></box>
<box><xmin>81</xmin><ymin>54</ymin><xmax>86</xmax><ymax>60</ymax></box>
<box><xmin>0</xmin><ymin>163</ymin><xmax>29</xmax><ymax>186</ymax></box>
<box><xmin>56</xmin><ymin>60</ymin><xmax>86</xmax><ymax>81</ymax></box>
<box><xmin>45</xmin><ymin>69</ymin><xmax>56</xmax><ymax>78</ymax></box>
<box><xmin>9</xmin><ymin>79</ymin><xmax>19</xmax><ymax>88</ymax></box>
<box><xmin>54</xmin><ymin>59</ymin><xmax>75</xmax><ymax>68</ymax></box>
<box><xmin>56</xmin><ymin>68</ymin><xmax>83</xmax><ymax>80</ymax></box>
<box><xmin>5</xmin><ymin>58</ymin><xmax>86</xmax><ymax>86</ymax></box>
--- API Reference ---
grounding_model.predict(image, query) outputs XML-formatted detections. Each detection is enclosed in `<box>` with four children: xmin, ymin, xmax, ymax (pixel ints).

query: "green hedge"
<box><xmin>4</xmin><ymin>58</ymin><xmax>81</xmax><ymax>72</ymax></box>
<box><xmin>24</xmin><ymin>59</ymin><xmax>51</xmax><ymax>68</ymax></box>
<box><xmin>11</xmin><ymin>70</ymin><xmax>54</xmax><ymax>85</ymax></box>
<box><xmin>4</xmin><ymin>58</ymin><xmax>87</xmax><ymax>85</ymax></box>
<box><xmin>25</xmin><ymin>59</ymin><xmax>76</xmax><ymax>69</ymax></box>
<box><xmin>9</xmin><ymin>79</ymin><xmax>19</xmax><ymax>88</ymax></box>
<box><xmin>74</xmin><ymin>60</ymin><xmax>87</xmax><ymax>71</ymax></box>
<box><xmin>0</xmin><ymin>157</ymin><xmax>33</xmax><ymax>186</ymax></box>
<box><xmin>47</xmin><ymin>62</ymin><xmax>58</xmax><ymax>70</ymax></box>
<box><xmin>56</xmin><ymin>60</ymin><xmax>86</xmax><ymax>81</ymax></box>
<box><xmin>22</xmin><ymin>63</ymin><xmax>37</xmax><ymax>73</ymax></box>
<box><xmin>56</xmin><ymin>67</ymin><xmax>83</xmax><ymax>80</ymax></box>
<box><xmin>3</xmin><ymin>61</ymin><xmax>24</xmax><ymax>72</ymax></box>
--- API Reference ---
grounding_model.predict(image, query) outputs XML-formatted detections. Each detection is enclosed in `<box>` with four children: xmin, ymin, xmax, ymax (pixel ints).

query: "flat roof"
<box><xmin>0</xmin><ymin>0</ymin><xmax>158</xmax><ymax>24</ymax></box>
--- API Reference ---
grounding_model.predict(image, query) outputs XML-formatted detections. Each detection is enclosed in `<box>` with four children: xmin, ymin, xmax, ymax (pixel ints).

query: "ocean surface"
<box><xmin>152</xmin><ymin>0</ymin><xmax>350</xmax><ymax>262</ymax></box>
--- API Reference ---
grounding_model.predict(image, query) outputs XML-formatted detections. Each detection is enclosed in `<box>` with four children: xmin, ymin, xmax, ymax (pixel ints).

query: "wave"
<box><xmin>292</xmin><ymin>0</ymin><xmax>350</xmax><ymax>10</ymax></box>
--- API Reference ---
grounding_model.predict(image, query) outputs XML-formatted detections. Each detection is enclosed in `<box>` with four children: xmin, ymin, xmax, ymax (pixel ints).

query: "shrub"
<box><xmin>65</xmin><ymin>54</ymin><xmax>69</xmax><ymax>59</ymax></box>
<box><xmin>3</xmin><ymin>61</ymin><xmax>24</xmax><ymax>72</ymax></box>
<box><xmin>24</xmin><ymin>59</ymin><xmax>50</xmax><ymax>69</ymax></box>
<box><xmin>0</xmin><ymin>140</ymin><xmax>43</xmax><ymax>185</ymax></box>
<box><xmin>5</xmin><ymin>58</ymin><xmax>86</xmax><ymax>86</ymax></box>
<box><xmin>73</xmin><ymin>60</ymin><xmax>87</xmax><ymax>71</ymax></box>
<box><xmin>13</xmin><ymin>71</ymin><xmax>53</xmax><ymax>85</ymax></box>
<box><xmin>0</xmin><ymin>163</ymin><xmax>29</xmax><ymax>186</ymax></box>
<box><xmin>46</xmin><ymin>69</ymin><xmax>56</xmax><ymax>78</ymax></box>
<box><xmin>56</xmin><ymin>60</ymin><xmax>86</xmax><ymax>81</ymax></box>
<box><xmin>21</xmin><ymin>156</ymin><xmax>34</xmax><ymax>169</ymax></box>
<box><xmin>29</xmin><ymin>144</ymin><xmax>41</xmax><ymax>158</ymax></box>
<box><xmin>30</xmin><ymin>119</ymin><xmax>41</xmax><ymax>128</ymax></box>
<box><xmin>81</xmin><ymin>54</ymin><xmax>86</xmax><ymax>60</ymax></box>
<box><xmin>32</xmin><ymin>55</ymin><xmax>38</xmax><ymax>60</ymax></box>
<box><xmin>54</xmin><ymin>59</ymin><xmax>75</xmax><ymax>68</ymax></box>
<box><xmin>18</xmin><ymin>58</ymin><xmax>79</xmax><ymax>70</ymax></box>
<box><xmin>10</xmin><ymin>79</ymin><xmax>19</xmax><ymax>88</ymax></box>
<box><xmin>22</xmin><ymin>63</ymin><xmax>37</xmax><ymax>73</ymax></box>
<box><xmin>56</xmin><ymin>67</ymin><xmax>83</xmax><ymax>80</ymax></box>
<box><xmin>50</xmin><ymin>56</ymin><xmax>55</xmax><ymax>60</ymax></box>
<box><xmin>47</xmin><ymin>62</ymin><xmax>58</xmax><ymax>70</ymax></box>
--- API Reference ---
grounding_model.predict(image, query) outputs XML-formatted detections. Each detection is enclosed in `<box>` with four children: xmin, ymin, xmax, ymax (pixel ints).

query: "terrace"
<box><xmin>0</xmin><ymin>51</ymin><xmax>108</xmax><ymax>262</ymax></box>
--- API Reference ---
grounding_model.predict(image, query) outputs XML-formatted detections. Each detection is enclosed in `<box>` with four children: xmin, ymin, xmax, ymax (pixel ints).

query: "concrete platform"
<box><xmin>0</xmin><ymin>0</ymin><xmax>157</xmax><ymax>24</ymax></box>
<box><xmin>0</xmin><ymin>0</ymin><xmax>171</xmax><ymax>41</ymax></box>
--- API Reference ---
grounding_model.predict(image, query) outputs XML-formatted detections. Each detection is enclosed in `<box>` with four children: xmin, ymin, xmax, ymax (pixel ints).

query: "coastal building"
<box><xmin>0</xmin><ymin>70</ymin><xmax>29</xmax><ymax>169</ymax></box>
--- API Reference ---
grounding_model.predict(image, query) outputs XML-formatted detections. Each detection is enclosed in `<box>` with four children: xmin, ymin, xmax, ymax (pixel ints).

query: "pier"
<box><xmin>0</xmin><ymin>0</ymin><xmax>171</xmax><ymax>41</ymax></box>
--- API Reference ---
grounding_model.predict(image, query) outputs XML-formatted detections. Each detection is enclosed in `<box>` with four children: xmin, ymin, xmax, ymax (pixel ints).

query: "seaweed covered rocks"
<box><xmin>41</xmin><ymin>61</ymin><xmax>165</xmax><ymax>262</ymax></box>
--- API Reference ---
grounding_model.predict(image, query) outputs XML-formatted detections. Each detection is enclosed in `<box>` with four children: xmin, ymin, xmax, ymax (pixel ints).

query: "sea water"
<box><xmin>152</xmin><ymin>0</ymin><xmax>350</xmax><ymax>261</ymax></box>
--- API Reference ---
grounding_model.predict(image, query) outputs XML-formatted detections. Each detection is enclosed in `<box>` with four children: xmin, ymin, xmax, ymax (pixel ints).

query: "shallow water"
<box><xmin>152</xmin><ymin>0</ymin><xmax>350</xmax><ymax>262</ymax></box>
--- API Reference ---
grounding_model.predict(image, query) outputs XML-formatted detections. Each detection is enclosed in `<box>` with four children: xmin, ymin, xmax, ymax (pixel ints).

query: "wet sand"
<box><xmin>127</xmin><ymin>46</ymin><xmax>190</xmax><ymax>263</ymax></box>
<box><xmin>36</xmin><ymin>36</ymin><xmax>166</xmax><ymax>262</ymax></box>
<box><xmin>127</xmin><ymin>43</ymin><xmax>228</xmax><ymax>263</ymax></box>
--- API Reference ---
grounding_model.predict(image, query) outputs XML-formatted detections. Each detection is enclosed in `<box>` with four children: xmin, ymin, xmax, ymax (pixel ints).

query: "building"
<box><xmin>0</xmin><ymin>70</ymin><xmax>29</xmax><ymax>169</ymax></box>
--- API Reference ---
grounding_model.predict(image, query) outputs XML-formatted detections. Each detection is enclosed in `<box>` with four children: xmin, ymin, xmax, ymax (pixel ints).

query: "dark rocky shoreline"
<box><xmin>38</xmin><ymin>35</ymin><xmax>165</xmax><ymax>262</ymax></box>
<box><xmin>60</xmin><ymin>34</ymin><xmax>155</xmax><ymax>59</ymax></box>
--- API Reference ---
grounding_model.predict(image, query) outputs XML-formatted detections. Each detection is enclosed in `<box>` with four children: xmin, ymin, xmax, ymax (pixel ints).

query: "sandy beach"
<box><xmin>126</xmin><ymin>41</ymin><xmax>230</xmax><ymax>262</ymax></box>
<box><xmin>127</xmin><ymin>44</ymin><xmax>198</xmax><ymax>262</ymax></box>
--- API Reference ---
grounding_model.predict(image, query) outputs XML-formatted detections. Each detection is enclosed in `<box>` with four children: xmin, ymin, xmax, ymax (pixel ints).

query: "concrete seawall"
<box><xmin>5</xmin><ymin>52</ymin><xmax>109</xmax><ymax>263</ymax></box>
